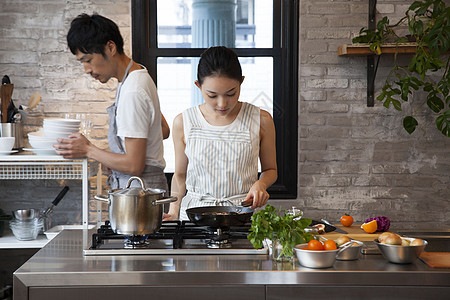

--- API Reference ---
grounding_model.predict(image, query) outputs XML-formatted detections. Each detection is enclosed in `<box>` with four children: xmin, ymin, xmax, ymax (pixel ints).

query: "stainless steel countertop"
<box><xmin>14</xmin><ymin>229</ymin><xmax>450</xmax><ymax>288</ymax></box>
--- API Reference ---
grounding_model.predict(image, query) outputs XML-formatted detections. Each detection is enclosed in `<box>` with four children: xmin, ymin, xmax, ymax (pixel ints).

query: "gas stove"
<box><xmin>83</xmin><ymin>221</ymin><xmax>268</xmax><ymax>256</ymax></box>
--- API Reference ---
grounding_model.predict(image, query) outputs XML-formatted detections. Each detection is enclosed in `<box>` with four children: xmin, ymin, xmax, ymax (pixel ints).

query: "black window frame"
<box><xmin>131</xmin><ymin>0</ymin><xmax>298</xmax><ymax>198</ymax></box>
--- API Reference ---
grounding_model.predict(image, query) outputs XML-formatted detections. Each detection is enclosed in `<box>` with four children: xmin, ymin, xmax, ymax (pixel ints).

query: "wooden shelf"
<box><xmin>338</xmin><ymin>43</ymin><xmax>419</xmax><ymax>56</ymax></box>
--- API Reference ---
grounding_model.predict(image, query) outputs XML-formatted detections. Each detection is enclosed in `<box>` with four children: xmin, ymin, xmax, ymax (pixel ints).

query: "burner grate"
<box><xmin>90</xmin><ymin>220</ymin><xmax>251</xmax><ymax>250</ymax></box>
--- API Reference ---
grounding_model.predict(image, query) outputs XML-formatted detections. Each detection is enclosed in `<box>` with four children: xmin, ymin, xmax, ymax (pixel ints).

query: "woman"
<box><xmin>165</xmin><ymin>46</ymin><xmax>277</xmax><ymax>220</ymax></box>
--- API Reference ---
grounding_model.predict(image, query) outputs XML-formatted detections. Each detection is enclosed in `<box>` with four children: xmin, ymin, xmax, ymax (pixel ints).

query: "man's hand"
<box><xmin>54</xmin><ymin>132</ymin><xmax>91</xmax><ymax>159</ymax></box>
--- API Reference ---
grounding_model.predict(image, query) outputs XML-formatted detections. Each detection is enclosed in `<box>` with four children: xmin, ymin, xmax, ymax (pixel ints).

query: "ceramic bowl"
<box><xmin>0</xmin><ymin>137</ymin><xmax>15</xmax><ymax>151</ymax></box>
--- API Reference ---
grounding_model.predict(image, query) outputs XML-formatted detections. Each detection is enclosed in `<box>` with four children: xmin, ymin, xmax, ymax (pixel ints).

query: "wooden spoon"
<box><xmin>1</xmin><ymin>83</ymin><xmax>14</xmax><ymax>123</ymax></box>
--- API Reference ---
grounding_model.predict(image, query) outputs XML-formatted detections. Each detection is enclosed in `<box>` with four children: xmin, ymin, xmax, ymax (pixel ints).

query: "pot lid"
<box><xmin>112</xmin><ymin>187</ymin><xmax>164</xmax><ymax>197</ymax></box>
<box><xmin>110</xmin><ymin>177</ymin><xmax>164</xmax><ymax>197</ymax></box>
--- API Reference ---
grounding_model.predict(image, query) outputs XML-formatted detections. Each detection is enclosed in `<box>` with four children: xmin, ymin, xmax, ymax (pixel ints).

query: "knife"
<box><xmin>321</xmin><ymin>218</ymin><xmax>348</xmax><ymax>234</ymax></box>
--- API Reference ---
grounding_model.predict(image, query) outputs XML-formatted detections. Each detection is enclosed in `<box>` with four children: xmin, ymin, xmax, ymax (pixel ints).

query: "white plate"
<box><xmin>0</xmin><ymin>150</ymin><xmax>18</xmax><ymax>156</ymax></box>
<box><xmin>23</xmin><ymin>148</ymin><xmax>57</xmax><ymax>155</ymax></box>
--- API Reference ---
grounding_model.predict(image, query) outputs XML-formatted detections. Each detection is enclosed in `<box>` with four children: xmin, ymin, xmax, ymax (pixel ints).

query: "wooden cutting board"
<box><xmin>321</xmin><ymin>224</ymin><xmax>383</xmax><ymax>241</ymax></box>
<box><xmin>420</xmin><ymin>252</ymin><xmax>450</xmax><ymax>268</ymax></box>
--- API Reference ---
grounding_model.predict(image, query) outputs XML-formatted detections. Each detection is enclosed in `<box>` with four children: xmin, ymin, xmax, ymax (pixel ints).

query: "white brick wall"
<box><xmin>0</xmin><ymin>0</ymin><xmax>448</xmax><ymax>230</ymax></box>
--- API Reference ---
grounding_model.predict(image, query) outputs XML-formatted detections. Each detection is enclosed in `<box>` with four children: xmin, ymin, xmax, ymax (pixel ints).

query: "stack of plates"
<box><xmin>26</xmin><ymin>118</ymin><xmax>80</xmax><ymax>155</ymax></box>
<box><xmin>43</xmin><ymin>118</ymin><xmax>80</xmax><ymax>139</ymax></box>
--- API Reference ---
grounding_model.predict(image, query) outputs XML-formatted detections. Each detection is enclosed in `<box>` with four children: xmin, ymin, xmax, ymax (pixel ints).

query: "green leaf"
<box><xmin>427</xmin><ymin>96</ymin><xmax>444</xmax><ymax>113</ymax></box>
<box><xmin>436</xmin><ymin>110</ymin><xmax>450</xmax><ymax>137</ymax></box>
<box><xmin>403</xmin><ymin>116</ymin><xmax>419</xmax><ymax>134</ymax></box>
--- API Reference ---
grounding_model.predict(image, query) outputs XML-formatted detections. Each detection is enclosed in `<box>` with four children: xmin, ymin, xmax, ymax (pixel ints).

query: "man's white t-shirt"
<box><xmin>115</xmin><ymin>68</ymin><xmax>165</xmax><ymax>169</ymax></box>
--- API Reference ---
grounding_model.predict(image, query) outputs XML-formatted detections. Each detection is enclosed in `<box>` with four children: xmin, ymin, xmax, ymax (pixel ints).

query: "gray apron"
<box><xmin>106</xmin><ymin>60</ymin><xmax>168</xmax><ymax>194</ymax></box>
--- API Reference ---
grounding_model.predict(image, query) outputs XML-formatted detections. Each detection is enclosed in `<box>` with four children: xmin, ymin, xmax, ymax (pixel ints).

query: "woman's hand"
<box><xmin>163</xmin><ymin>212</ymin><xmax>177</xmax><ymax>221</ymax></box>
<box><xmin>244</xmin><ymin>181</ymin><xmax>269</xmax><ymax>209</ymax></box>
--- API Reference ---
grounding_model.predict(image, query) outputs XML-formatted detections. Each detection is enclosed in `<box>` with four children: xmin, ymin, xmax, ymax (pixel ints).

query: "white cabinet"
<box><xmin>0</xmin><ymin>154</ymin><xmax>99</xmax><ymax>232</ymax></box>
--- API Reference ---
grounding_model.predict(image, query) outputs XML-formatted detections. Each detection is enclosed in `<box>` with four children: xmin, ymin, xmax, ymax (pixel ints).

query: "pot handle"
<box><xmin>155</xmin><ymin>197</ymin><xmax>177</xmax><ymax>205</ymax></box>
<box><xmin>126</xmin><ymin>176</ymin><xmax>146</xmax><ymax>189</ymax></box>
<box><xmin>94</xmin><ymin>195</ymin><xmax>110</xmax><ymax>205</ymax></box>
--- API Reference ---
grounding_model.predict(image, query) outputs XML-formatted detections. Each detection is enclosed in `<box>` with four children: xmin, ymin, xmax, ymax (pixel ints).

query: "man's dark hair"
<box><xmin>67</xmin><ymin>13</ymin><xmax>124</xmax><ymax>56</ymax></box>
<box><xmin>197</xmin><ymin>46</ymin><xmax>243</xmax><ymax>85</ymax></box>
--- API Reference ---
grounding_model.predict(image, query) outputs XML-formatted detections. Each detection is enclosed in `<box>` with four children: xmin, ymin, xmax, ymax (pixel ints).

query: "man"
<box><xmin>57</xmin><ymin>13</ymin><xmax>168</xmax><ymax>191</ymax></box>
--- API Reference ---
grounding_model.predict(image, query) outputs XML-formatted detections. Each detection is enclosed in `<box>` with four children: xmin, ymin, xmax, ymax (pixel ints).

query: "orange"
<box><xmin>323</xmin><ymin>240</ymin><xmax>337</xmax><ymax>250</ymax></box>
<box><xmin>306</xmin><ymin>240</ymin><xmax>324</xmax><ymax>251</ymax></box>
<box><xmin>361</xmin><ymin>220</ymin><xmax>378</xmax><ymax>233</ymax></box>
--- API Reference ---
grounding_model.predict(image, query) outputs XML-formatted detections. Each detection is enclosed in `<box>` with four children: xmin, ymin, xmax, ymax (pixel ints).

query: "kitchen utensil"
<box><xmin>321</xmin><ymin>218</ymin><xmax>348</xmax><ymax>234</ymax></box>
<box><xmin>294</xmin><ymin>242</ymin><xmax>353</xmax><ymax>268</ymax></box>
<box><xmin>94</xmin><ymin>176</ymin><xmax>177</xmax><ymax>235</ymax></box>
<box><xmin>310</xmin><ymin>220</ymin><xmax>336</xmax><ymax>233</ymax></box>
<box><xmin>375</xmin><ymin>237</ymin><xmax>427</xmax><ymax>264</ymax></box>
<box><xmin>186</xmin><ymin>206</ymin><xmax>253</xmax><ymax>229</ymax></box>
<box><xmin>1</xmin><ymin>82</ymin><xmax>14</xmax><ymax>123</ymax></box>
<box><xmin>41</xmin><ymin>186</ymin><xmax>70</xmax><ymax>232</ymax></box>
<box><xmin>12</xmin><ymin>208</ymin><xmax>40</xmax><ymax>221</ymax></box>
<box><xmin>27</xmin><ymin>92</ymin><xmax>41</xmax><ymax>111</ymax></box>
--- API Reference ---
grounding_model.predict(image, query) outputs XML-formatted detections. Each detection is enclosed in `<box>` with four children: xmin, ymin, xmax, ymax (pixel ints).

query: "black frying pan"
<box><xmin>186</xmin><ymin>206</ymin><xmax>254</xmax><ymax>229</ymax></box>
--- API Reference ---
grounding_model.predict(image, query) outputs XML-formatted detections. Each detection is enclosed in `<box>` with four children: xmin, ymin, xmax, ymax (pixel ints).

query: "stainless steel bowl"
<box><xmin>375</xmin><ymin>238</ymin><xmax>427</xmax><ymax>264</ymax></box>
<box><xmin>336</xmin><ymin>240</ymin><xmax>363</xmax><ymax>260</ymax></box>
<box><xmin>294</xmin><ymin>244</ymin><xmax>339</xmax><ymax>268</ymax></box>
<box><xmin>12</xmin><ymin>209</ymin><xmax>40</xmax><ymax>221</ymax></box>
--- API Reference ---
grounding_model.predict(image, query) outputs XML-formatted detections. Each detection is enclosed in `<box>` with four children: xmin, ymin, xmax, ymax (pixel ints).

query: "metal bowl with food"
<box><xmin>336</xmin><ymin>240</ymin><xmax>363</xmax><ymax>260</ymax></box>
<box><xmin>294</xmin><ymin>244</ymin><xmax>339</xmax><ymax>268</ymax></box>
<box><xmin>375</xmin><ymin>237</ymin><xmax>427</xmax><ymax>264</ymax></box>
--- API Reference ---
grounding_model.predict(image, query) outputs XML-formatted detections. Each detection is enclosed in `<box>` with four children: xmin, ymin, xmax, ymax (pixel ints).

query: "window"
<box><xmin>132</xmin><ymin>0</ymin><xmax>298</xmax><ymax>198</ymax></box>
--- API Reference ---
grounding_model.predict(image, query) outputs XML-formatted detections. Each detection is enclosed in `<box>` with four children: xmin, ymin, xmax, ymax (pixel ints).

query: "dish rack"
<box><xmin>0</xmin><ymin>155</ymin><xmax>99</xmax><ymax>228</ymax></box>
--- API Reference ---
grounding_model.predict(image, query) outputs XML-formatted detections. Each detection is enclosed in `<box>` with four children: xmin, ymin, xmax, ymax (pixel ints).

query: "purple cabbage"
<box><xmin>365</xmin><ymin>216</ymin><xmax>390</xmax><ymax>232</ymax></box>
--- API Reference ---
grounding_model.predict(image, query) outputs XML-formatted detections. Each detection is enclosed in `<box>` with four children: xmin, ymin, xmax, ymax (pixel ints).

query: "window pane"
<box><xmin>157</xmin><ymin>56</ymin><xmax>273</xmax><ymax>172</ymax></box>
<box><xmin>157</xmin><ymin>0</ymin><xmax>273</xmax><ymax>48</ymax></box>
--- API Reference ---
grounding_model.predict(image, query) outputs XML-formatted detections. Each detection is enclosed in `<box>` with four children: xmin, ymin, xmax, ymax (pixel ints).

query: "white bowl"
<box><xmin>43</xmin><ymin>123</ymin><xmax>80</xmax><ymax>131</ymax></box>
<box><xmin>28</xmin><ymin>132</ymin><xmax>57</xmax><ymax>144</ymax></box>
<box><xmin>44</xmin><ymin>118</ymin><xmax>81</xmax><ymax>126</ymax></box>
<box><xmin>43</xmin><ymin>129</ymin><xmax>73</xmax><ymax>139</ymax></box>
<box><xmin>29</xmin><ymin>139</ymin><xmax>56</xmax><ymax>149</ymax></box>
<box><xmin>0</xmin><ymin>137</ymin><xmax>15</xmax><ymax>151</ymax></box>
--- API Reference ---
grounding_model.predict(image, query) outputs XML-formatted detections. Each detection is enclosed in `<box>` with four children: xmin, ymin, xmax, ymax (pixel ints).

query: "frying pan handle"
<box><xmin>155</xmin><ymin>197</ymin><xmax>177</xmax><ymax>205</ymax></box>
<box><xmin>94</xmin><ymin>195</ymin><xmax>110</xmax><ymax>205</ymax></box>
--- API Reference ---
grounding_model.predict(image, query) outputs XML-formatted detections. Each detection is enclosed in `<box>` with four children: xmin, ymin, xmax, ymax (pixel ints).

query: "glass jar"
<box><xmin>271</xmin><ymin>236</ymin><xmax>294</xmax><ymax>262</ymax></box>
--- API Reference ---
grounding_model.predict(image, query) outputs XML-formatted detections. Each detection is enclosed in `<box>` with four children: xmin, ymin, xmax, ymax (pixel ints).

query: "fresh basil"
<box><xmin>248</xmin><ymin>204</ymin><xmax>312</xmax><ymax>260</ymax></box>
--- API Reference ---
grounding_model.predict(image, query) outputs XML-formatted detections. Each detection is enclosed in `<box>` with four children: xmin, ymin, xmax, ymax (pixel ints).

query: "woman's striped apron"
<box><xmin>179</xmin><ymin>102</ymin><xmax>260</xmax><ymax>220</ymax></box>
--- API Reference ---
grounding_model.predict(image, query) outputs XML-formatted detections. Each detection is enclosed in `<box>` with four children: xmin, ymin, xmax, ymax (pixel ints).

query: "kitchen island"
<box><xmin>14</xmin><ymin>229</ymin><xmax>450</xmax><ymax>300</ymax></box>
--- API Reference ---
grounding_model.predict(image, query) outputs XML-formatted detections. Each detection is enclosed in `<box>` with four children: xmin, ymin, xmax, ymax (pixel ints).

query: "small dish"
<box><xmin>23</xmin><ymin>148</ymin><xmax>57</xmax><ymax>156</ymax></box>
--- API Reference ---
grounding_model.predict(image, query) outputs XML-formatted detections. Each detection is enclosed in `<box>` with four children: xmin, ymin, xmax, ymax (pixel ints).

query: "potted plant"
<box><xmin>352</xmin><ymin>0</ymin><xmax>449</xmax><ymax>137</ymax></box>
<box><xmin>248</xmin><ymin>205</ymin><xmax>312</xmax><ymax>262</ymax></box>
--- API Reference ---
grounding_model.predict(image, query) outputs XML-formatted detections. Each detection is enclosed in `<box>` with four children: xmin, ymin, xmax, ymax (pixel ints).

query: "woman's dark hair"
<box><xmin>67</xmin><ymin>13</ymin><xmax>124</xmax><ymax>56</ymax></box>
<box><xmin>197</xmin><ymin>46</ymin><xmax>242</xmax><ymax>85</ymax></box>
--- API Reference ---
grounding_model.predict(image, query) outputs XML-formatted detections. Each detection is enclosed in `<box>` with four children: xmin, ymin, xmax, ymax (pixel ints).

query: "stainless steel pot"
<box><xmin>94</xmin><ymin>176</ymin><xmax>176</xmax><ymax>235</ymax></box>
